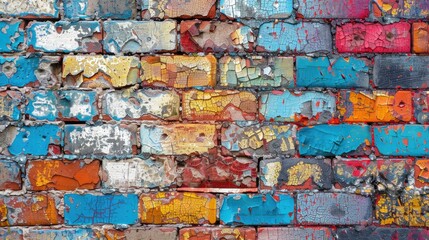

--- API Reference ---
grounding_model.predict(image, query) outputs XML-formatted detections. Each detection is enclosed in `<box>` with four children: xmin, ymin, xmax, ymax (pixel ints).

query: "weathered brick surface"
<box><xmin>373</xmin><ymin>0</ymin><xmax>429</xmax><ymax>18</ymax></box>
<box><xmin>297</xmin><ymin>0</ymin><xmax>370</xmax><ymax>18</ymax></box>
<box><xmin>179</xmin><ymin>227</ymin><xmax>256</xmax><ymax>240</ymax></box>
<box><xmin>0</xmin><ymin>20</ymin><xmax>25</xmax><ymax>52</ymax></box>
<box><xmin>0</xmin><ymin>228</ymin><xmax>22</xmax><ymax>239</ymax></box>
<box><xmin>0</xmin><ymin>160</ymin><xmax>21</xmax><ymax>190</ymax></box>
<box><xmin>413</xmin><ymin>23</ymin><xmax>429</xmax><ymax>53</ymax></box>
<box><xmin>27</xmin><ymin>228</ymin><xmax>98</xmax><ymax>239</ymax></box>
<box><xmin>0</xmin><ymin>91</ymin><xmax>23</xmax><ymax>121</ymax></box>
<box><xmin>64</xmin><ymin>0</ymin><xmax>136</xmax><ymax>20</ymax></box>
<box><xmin>414</xmin><ymin>91</ymin><xmax>429</xmax><ymax>124</ymax></box>
<box><xmin>415</xmin><ymin>159</ymin><xmax>429</xmax><ymax>188</ymax></box>
<box><xmin>105</xmin><ymin>227</ymin><xmax>177</xmax><ymax>240</ymax></box>
<box><xmin>338</xmin><ymin>226</ymin><xmax>429</xmax><ymax>239</ymax></box>
<box><xmin>220</xmin><ymin>0</ymin><xmax>293</xmax><ymax>19</ymax></box>
<box><xmin>0</xmin><ymin>0</ymin><xmax>59</xmax><ymax>18</ymax></box>
<box><xmin>258</xmin><ymin>227</ymin><xmax>334</xmax><ymax>240</ymax></box>
<box><xmin>142</xmin><ymin>0</ymin><xmax>216</xmax><ymax>19</ymax></box>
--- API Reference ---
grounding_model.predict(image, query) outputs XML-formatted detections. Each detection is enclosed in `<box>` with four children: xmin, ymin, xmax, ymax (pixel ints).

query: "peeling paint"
<box><xmin>297</xmin><ymin>0</ymin><xmax>369</xmax><ymax>18</ymax></box>
<box><xmin>415</xmin><ymin>159</ymin><xmax>429</xmax><ymax>188</ymax></box>
<box><xmin>0</xmin><ymin>160</ymin><xmax>21</xmax><ymax>190</ymax></box>
<box><xmin>413</xmin><ymin>23</ymin><xmax>429</xmax><ymax>53</ymax></box>
<box><xmin>0</xmin><ymin>0</ymin><xmax>59</xmax><ymax>18</ymax></box>
<box><xmin>258</xmin><ymin>227</ymin><xmax>334</xmax><ymax>240</ymax></box>
<box><xmin>106</xmin><ymin>227</ymin><xmax>177</xmax><ymax>240</ymax></box>
<box><xmin>0</xmin><ymin>91</ymin><xmax>23</xmax><ymax>121</ymax></box>
<box><xmin>338</xmin><ymin>226</ymin><xmax>429</xmax><ymax>239</ymax></box>
<box><xmin>373</xmin><ymin>0</ymin><xmax>429</xmax><ymax>18</ymax></box>
<box><xmin>64</xmin><ymin>0</ymin><xmax>136</xmax><ymax>20</ymax></box>
<box><xmin>0</xmin><ymin>20</ymin><xmax>25</xmax><ymax>52</ymax></box>
<box><xmin>142</xmin><ymin>0</ymin><xmax>216</xmax><ymax>19</ymax></box>
<box><xmin>28</xmin><ymin>228</ymin><xmax>98</xmax><ymax>239</ymax></box>
<box><xmin>0</xmin><ymin>228</ymin><xmax>22</xmax><ymax>239</ymax></box>
<box><xmin>179</xmin><ymin>227</ymin><xmax>256</xmax><ymax>240</ymax></box>
<box><xmin>219</xmin><ymin>0</ymin><xmax>293</xmax><ymax>18</ymax></box>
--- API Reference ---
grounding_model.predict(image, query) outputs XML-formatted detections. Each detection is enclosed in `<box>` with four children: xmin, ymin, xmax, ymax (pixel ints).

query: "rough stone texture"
<box><xmin>0</xmin><ymin>20</ymin><xmax>25</xmax><ymax>53</ymax></box>
<box><xmin>219</xmin><ymin>56</ymin><xmax>294</xmax><ymax>88</ymax></box>
<box><xmin>257</xmin><ymin>22</ymin><xmax>332</xmax><ymax>53</ymax></box>
<box><xmin>0</xmin><ymin>0</ymin><xmax>59</xmax><ymax>18</ymax></box>
<box><xmin>0</xmin><ymin>160</ymin><xmax>22</xmax><ymax>190</ymax></box>
<box><xmin>221</xmin><ymin>122</ymin><xmax>296</xmax><ymax>157</ymax></box>
<box><xmin>297</xmin><ymin>193</ymin><xmax>372</xmax><ymax>225</ymax></box>
<box><xmin>140</xmin><ymin>124</ymin><xmax>217</xmax><ymax>155</ymax></box>
<box><xmin>336</xmin><ymin>22</ymin><xmax>411</xmax><ymax>53</ymax></box>
<box><xmin>141</xmin><ymin>55</ymin><xmax>217</xmax><ymax>88</ymax></box>
<box><xmin>62</xmin><ymin>55</ymin><xmax>141</xmax><ymax>89</ymax></box>
<box><xmin>103</xmin><ymin>20</ymin><xmax>177</xmax><ymax>54</ymax></box>
<box><xmin>373</xmin><ymin>0</ymin><xmax>429</xmax><ymax>18</ymax></box>
<box><xmin>219</xmin><ymin>0</ymin><xmax>293</xmax><ymax>19</ymax></box>
<box><xmin>259</xmin><ymin>90</ymin><xmax>336</xmax><ymax>124</ymax></box>
<box><xmin>260</xmin><ymin>157</ymin><xmax>332</xmax><ymax>190</ymax></box>
<box><xmin>220</xmin><ymin>194</ymin><xmax>294</xmax><ymax>225</ymax></box>
<box><xmin>64</xmin><ymin>0</ymin><xmax>136</xmax><ymax>20</ymax></box>
<box><xmin>179</xmin><ymin>227</ymin><xmax>256</xmax><ymax>240</ymax></box>
<box><xmin>338</xmin><ymin>91</ymin><xmax>413</xmax><ymax>122</ymax></box>
<box><xmin>297</xmin><ymin>0</ymin><xmax>370</xmax><ymax>18</ymax></box>
<box><xmin>142</xmin><ymin>0</ymin><xmax>216</xmax><ymax>19</ymax></box>
<box><xmin>105</xmin><ymin>227</ymin><xmax>177</xmax><ymax>240</ymax></box>
<box><xmin>102</xmin><ymin>89</ymin><xmax>180</xmax><ymax>121</ymax></box>
<box><xmin>26</xmin><ymin>160</ymin><xmax>100</xmax><ymax>190</ymax></box>
<box><xmin>27</xmin><ymin>229</ymin><xmax>98</xmax><ymax>239</ymax></box>
<box><xmin>180</xmin><ymin>20</ymin><xmax>254</xmax><ymax>53</ymax></box>
<box><xmin>102</xmin><ymin>157</ymin><xmax>176</xmax><ymax>189</ymax></box>
<box><xmin>27</xmin><ymin>21</ymin><xmax>102</xmax><ymax>53</ymax></box>
<box><xmin>140</xmin><ymin>192</ymin><xmax>216</xmax><ymax>224</ymax></box>
<box><xmin>415</xmin><ymin>159</ymin><xmax>429</xmax><ymax>188</ymax></box>
<box><xmin>0</xmin><ymin>91</ymin><xmax>23</xmax><ymax>121</ymax></box>
<box><xmin>413</xmin><ymin>22</ymin><xmax>429</xmax><ymax>53</ymax></box>
<box><xmin>258</xmin><ymin>227</ymin><xmax>334</xmax><ymax>240</ymax></box>
<box><xmin>338</xmin><ymin>226</ymin><xmax>429</xmax><ymax>240</ymax></box>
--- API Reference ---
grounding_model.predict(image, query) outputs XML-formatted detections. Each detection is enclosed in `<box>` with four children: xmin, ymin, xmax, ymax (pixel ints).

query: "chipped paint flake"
<box><xmin>219</xmin><ymin>0</ymin><xmax>293</xmax><ymax>18</ymax></box>
<box><xmin>64</xmin><ymin>0</ymin><xmax>136</xmax><ymax>20</ymax></box>
<box><xmin>258</xmin><ymin>227</ymin><xmax>334</xmax><ymax>240</ymax></box>
<box><xmin>0</xmin><ymin>20</ymin><xmax>24</xmax><ymax>52</ymax></box>
<box><xmin>338</xmin><ymin>226</ymin><xmax>429</xmax><ymax>239</ymax></box>
<box><xmin>373</xmin><ymin>0</ymin><xmax>429</xmax><ymax>18</ymax></box>
<box><xmin>142</xmin><ymin>0</ymin><xmax>216</xmax><ymax>18</ymax></box>
<box><xmin>0</xmin><ymin>0</ymin><xmax>59</xmax><ymax>18</ymax></box>
<box><xmin>28</xmin><ymin>229</ymin><xmax>98</xmax><ymax>240</ymax></box>
<box><xmin>179</xmin><ymin>227</ymin><xmax>256</xmax><ymax>240</ymax></box>
<box><xmin>0</xmin><ymin>160</ymin><xmax>21</xmax><ymax>190</ymax></box>
<box><xmin>415</xmin><ymin>159</ymin><xmax>429</xmax><ymax>188</ymax></box>
<box><xmin>0</xmin><ymin>91</ymin><xmax>23</xmax><ymax>121</ymax></box>
<box><xmin>297</xmin><ymin>0</ymin><xmax>369</xmax><ymax>18</ymax></box>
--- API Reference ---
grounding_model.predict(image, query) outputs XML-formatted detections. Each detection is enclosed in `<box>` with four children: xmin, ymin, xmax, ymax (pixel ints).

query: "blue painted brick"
<box><xmin>64</xmin><ymin>194</ymin><xmax>138</xmax><ymax>225</ymax></box>
<box><xmin>28</xmin><ymin>228</ymin><xmax>97</xmax><ymax>240</ymax></box>
<box><xmin>0</xmin><ymin>227</ymin><xmax>22</xmax><ymax>239</ymax></box>
<box><xmin>220</xmin><ymin>194</ymin><xmax>294</xmax><ymax>225</ymax></box>
<box><xmin>64</xmin><ymin>0</ymin><xmax>135</xmax><ymax>20</ymax></box>
<box><xmin>0</xmin><ymin>91</ymin><xmax>23</xmax><ymax>121</ymax></box>
<box><xmin>0</xmin><ymin>20</ymin><xmax>25</xmax><ymax>52</ymax></box>
<box><xmin>0</xmin><ymin>56</ymin><xmax>41</xmax><ymax>87</ymax></box>
<box><xmin>298</xmin><ymin>124</ymin><xmax>371</xmax><ymax>156</ymax></box>
<box><xmin>219</xmin><ymin>0</ymin><xmax>293</xmax><ymax>19</ymax></box>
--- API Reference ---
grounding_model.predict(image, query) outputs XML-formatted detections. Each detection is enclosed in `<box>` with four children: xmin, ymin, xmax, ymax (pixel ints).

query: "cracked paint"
<box><xmin>257</xmin><ymin>22</ymin><xmax>331</xmax><ymax>53</ymax></box>
<box><xmin>0</xmin><ymin>0</ymin><xmax>59</xmax><ymax>18</ymax></box>
<box><xmin>297</xmin><ymin>193</ymin><xmax>372</xmax><ymax>225</ymax></box>
<box><xmin>142</xmin><ymin>0</ymin><xmax>216</xmax><ymax>19</ymax></box>
<box><xmin>258</xmin><ymin>227</ymin><xmax>334</xmax><ymax>240</ymax></box>
<box><xmin>219</xmin><ymin>0</ymin><xmax>293</xmax><ymax>19</ymax></box>
<box><xmin>103</xmin><ymin>88</ymin><xmax>179</xmax><ymax>121</ymax></box>
<box><xmin>28</xmin><ymin>229</ymin><xmax>98</xmax><ymax>240</ymax></box>
<box><xmin>298</xmin><ymin>124</ymin><xmax>371</xmax><ymax>156</ymax></box>
<box><xmin>373</xmin><ymin>0</ymin><xmax>429</xmax><ymax>18</ymax></box>
<box><xmin>0</xmin><ymin>228</ymin><xmax>22</xmax><ymax>239</ymax></box>
<box><xmin>260</xmin><ymin>157</ymin><xmax>332</xmax><ymax>190</ymax></box>
<box><xmin>219</xmin><ymin>56</ymin><xmax>293</xmax><ymax>88</ymax></box>
<box><xmin>180</xmin><ymin>20</ymin><xmax>254</xmax><ymax>53</ymax></box>
<box><xmin>338</xmin><ymin>226</ymin><xmax>429</xmax><ymax>239</ymax></box>
<box><xmin>103</xmin><ymin>20</ymin><xmax>177</xmax><ymax>54</ymax></box>
<box><xmin>336</xmin><ymin>22</ymin><xmax>411</xmax><ymax>53</ymax></box>
<box><xmin>415</xmin><ymin>159</ymin><xmax>429</xmax><ymax>188</ymax></box>
<box><xmin>102</xmin><ymin>157</ymin><xmax>176</xmax><ymax>189</ymax></box>
<box><xmin>221</xmin><ymin>122</ymin><xmax>296</xmax><ymax>157</ymax></box>
<box><xmin>140</xmin><ymin>192</ymin><xmax>216</xmax><ymax>224</ymax></box>
<box><xmin>259</xmin><ymin>90</ymin><xmax>336</xmax><ymax>124</ymax></box>
<box><xmin>0</xmin><ymin>91</ymin><xmax>23</xmax><ymax>121</ymax></box>
<box><xmin>27</xmin><ymin>21</ymin><xmax>102</xmax><ymax>53</ymax></box>
<box><xmin>220</xmin><ymin>194</ymin><xmax>294</xmax><ymax>225</ymax></box>
<box><xmin>296</xmin><ymin>56</ymin><xmax>370</xmax><ymax>89</ymax></box>
<box><xmin>179</xmin><ymin>227</ymin><xmax>256</xmax><ymax>240</ymax></box>
<box><xmin>64</xmin><ymin>194</ymin><xmax>138</xmax><ymax>225</ymax></box>
<box><xmin>183</xmin><ymin>90</ymin><xmax>257</xmax><ymax>121</ymax></box>
<box><xmin>26</xmin><ymin>160</ymin><xmax>100</xmax><ymax>191</ymax></box>
<box><xmin>338</xmin><ymin>91</ymin><xmax>413</xmax><ymax>122</ymax></box>
<box><xmin>64</xmin><ymin>0</ymin><xmax>136</xmax><ymax>20</ymax></box>
<box><xmin>0</xmin><ymin>20</ymin><xmax>25</xmax><ymax>52</ymax></box>
<box><xmin>105</xmin><ymin>227</ymin><xmax>177</xmax><ymax>240</ymax></box>
<box><xmin>141</xmin><ymin>55</ymin><xmax>216</xmax><ymax>88</ymax></box>
<box><xmin>413</xmin><ymin>23</ymin><xmax>429</xmax><ymax>53</ymax></box>
<box><xmin>297</xmin><ymin>0</ymin><xmax>369</xmax><ymax>18</ymax></box>
<box><xmin>0</xmin><ymin>160</ymin><xmax>21</xmax><ymax>190</ymax></box>
<box><xmin>140</xmin><ymin>124</ymin><xmax>216</xmax><ymax>155</ymax></box>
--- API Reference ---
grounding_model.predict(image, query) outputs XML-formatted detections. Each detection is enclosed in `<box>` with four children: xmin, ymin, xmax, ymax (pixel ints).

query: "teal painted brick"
<box><xmin>0</xmin><ymin>20</ymin><xmax>25</xmax><ymax>52</ymax></box>
<box><xmin>219</xmin><ymin>0</ymin><xmax>293</xmax><ymax>19</ymax></box>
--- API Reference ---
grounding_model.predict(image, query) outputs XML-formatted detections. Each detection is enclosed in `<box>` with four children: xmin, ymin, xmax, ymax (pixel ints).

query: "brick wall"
<box><xmin>0</xmin><ymin>0</ymin><xmax>429</xmax><ymax>239</ymax></box>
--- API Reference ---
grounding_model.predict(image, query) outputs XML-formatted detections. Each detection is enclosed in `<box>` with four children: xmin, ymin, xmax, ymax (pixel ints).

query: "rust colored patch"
<box><xmin>179</xmin><ymin>227</ymin><xmax>256</xmax><ymax>240</ymax></box>
<box><xmin>415</xmin><ymin>159</ymin><xmax>429</xmax><ymax>188</ymax></box>
<box><xmin>413</xmin><ymin>23</ymin><xmax>429</xmax><ymax>53</ymax></box>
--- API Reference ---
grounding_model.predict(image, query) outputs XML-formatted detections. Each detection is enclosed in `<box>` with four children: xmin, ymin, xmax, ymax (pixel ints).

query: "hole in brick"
<box><xmin>160</xmin><ymin>133</ymin><xmax>168</xmax><ymax>140</ymax></box>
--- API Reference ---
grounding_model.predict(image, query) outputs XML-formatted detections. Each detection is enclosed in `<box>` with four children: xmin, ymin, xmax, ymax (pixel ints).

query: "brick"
<box><xmin>179</xmin><ymin>227</ymin><xmax>256</xmax><ymax>240</ymax></box>
<box><xmin>0</xmin><ymin>228</ymin><xmax>22</xmax><ymax>239</ymax></box>
<box><xmin>338</xmin><ymin>91</ymin><xmax>413</xmax><ymax>123</ymax></box>
<box><xmin>0</xmin><ymin>55</ymin><xmax>61</xmax><ymax>88</ymax></box>
<box><xmin>257</xmin><ymin>22</ymin><xmax>331</xmax><ymax>53</ymax></box>
<box><xmin>140</xmin><ymin>124</ymin><xmax>216</xmax><ymax>155</ymax></box>
<box><xmin>219</xmin><ymin>56</ymin><xmax>293</xmax><ymax>88</ymax></box>
<box><xmin>64</xmin><ymin>0</ymin><xmax>136</xmax><ymax>20</ymax></box>
<box><xmin>102</xmin><ymin>89</ymin><xmax>179</xmax><ymax>121</ymax></box>
<box><xmin>140</xmin><ymin>192</ymin><xmax>216</xmax><ymax>224</ymax></box>
<box><xmin>219</xmin><ymin>0</ymin><xmax>293</xmax><ymax>18</ymax></box>
<box><xmin>0</xmin><ymin>194</ymin><xmax>62</xmax><ymax>226</ymax></box>
<box><xmin>27</xmin><ymin>229</ymin><xmax>98</xmax><ymax>240</ymax></box>
<box><xmin>102</xmin><ymin>157</ymin><xmax>176</xmax><ymax>189</ymax></box>
<box><xmin>259</xmin><ymin>90</ymin><xmax>336</xmax><ymax>124</ymax></box>
<box><xmin>64</xmin><ymin>124</ymin><xmax>137</xmax><ymax>156</ymax></box>
<box><xmin>221</xmin><ymin>123</ymin><xmax>296</xmax><ymax>157</ymax></box>
<box><xmin>180</xmin><ymin>20</ymin><xmax>254</xmax><ymax>53</ymax></box>
<box><xmin>0</xmin><ymin>124</ymin><xmax>62</xmax><ymax>156</ymax></box>
<box><xmin>297</xmin><ymin>0</ymin><xmax>369</xmax><ymax>18</ymax></box>
<box><xmin>333</xmin><ymin>158</ymin><xmax>412</xmax><ymax>191</ymax></box>
<box><xmin>177</xmin><ymin>154</ymin><xmax>257</xmax><ymax>188</ymax></box>
<box><xmin>27</xmin><ymin>21</ymin><xmax>102</xmax><ymax>53</ymax></box>
<box><xmin>373</xmin><ymin>0</ymin><xmax>429</xmax><ymax>18</ymax></box>
<box><xmin>336</xmin><ymin>22</ymin><xmax>411</xmax><ymax>53</ymax></box>
<box><xmin>338</xmin><ymin>226</ymin><xmax>429</xmax><ymax>240</ymax></box>
<box><xmin>0</xmin><ymin>20</ymin><xmax>25</xmax><ymax>53</ymax></box>
<box><xmin>0</xmin><ymin>160</ymin><xmax>21</xmax><ymax>190</ymax></box>
<box><xmin>373</xmin><ymin>125</ymin><xmax>429</xmax><ymax>156</ymax></box>
<box><xmin>296</xmin><ymin>56</ymin><xmax>370</xmax><ymax>89</ymax></box>
<box><xmin>297</xmin><ymin>193</ymin><xmax>372</xmax><ymax>225</ymax></box>
<box><xmin>183</xmin><ymin>90</ymin><xmax>257</xmax><ymax>121</ymax></box>
<box><xmin>0</xmin><ymin>0</ymin><xmax>58</xmax><ymax>18</ymax></box>
<box><xmin>374</xmin><ymin>56</ymin><xmax>429</xmax><ymax>89</ymax></box>
<box><xmin>376</xmin><ymin>191</ymin><xmax>429</xmax><ymax>227</ymax></box>
<box><xmin>62</xmin><ymin>55</ymin><xmax>141</xmax><ymax>89</ymax></box>
<box><xmin>26</xmin><ymin>90</ymin><xmax>98</xmax><ymax>121</ymax></box>
<box><xmin>414</xmin><ymin>91</ymin><xmax>429</xmax><ymax>124</ymax></box>
<box><xmin>104</xmin><ymin>20</ymin><xmax>177</xmax><ymax>54</ymax></box>
<box><xmin>65</xmin><ymin>194</ymin><xmax>138</xmax><ymax>225</ymax></box>
<box><xmin>415</xmin><ymin>159</ymin><xmax>429</xmax><ymax>188</ymax></box>
<box><xmin>220</xmin><ymin>194</ymin><xmax>294</xmax><ymax>225</ymax></box>
<box><xmin>26</xmin><ymin>160</ymin><xmax>100</xmax><ymax>191</ymax></box>
<box><xmin>142</xmin><ymin>0</ymin><xmax>216</xmax><ymax>19</ymax></box>
<box><xmin>298</xmin><ymin>124</ymin><xmax>371</xmax><ymax>156</ymax></box>
<box><xmin>141</xmin><ymin>55</ymin><xmax>216</xmax><ymax>88</ymax></box>
<box><xmin>0</xmin><ymin>91</ymin><xmax>23</xmax><ymax>121</ymax></box>
<box><xmin>413</xmin><ymin>23</ymin><xmax>429</xmax><ymax>53</ymax></box>
<box><xmin>260</xmin><ymin>157</ymin><xmax>332</xmax><ymax>190</ymax></box>
<box><xmin>105</xmin><ymin>227</ymin><xmax>177</xmax><ymax>240</ymax></box>
<box><xmin>258</xmin><ymin>227</ymin><xmax>334</xmax><ymax>240</ymax></box>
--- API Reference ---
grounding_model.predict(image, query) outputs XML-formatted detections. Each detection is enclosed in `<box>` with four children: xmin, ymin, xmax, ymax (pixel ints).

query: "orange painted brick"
<box><xmin>413</xmin><ymin>23</ymin><xmax>429</xmax><ymax>53</ymax></box>
<box><xmin>182</xmin><ymin>90</ymin><xmax>257</xmax><ymax>121</ymax></box>
<box><xmin>338</xmin><ymin>91</ymin><xmax>412</xmax><ymax>122</ymax></box>
<box><xmin>179</xmin><ymin>227</ymin><xmax>256</xmax><ymax>240</ymax></box>
<box><xmin>26</xmin><ymin>160</ymin><xmax>100</xmax><ymax>191</ymax></box>
<box><xmin>140</xmin><ymin>192</ymin><xmax>217</xmax><ymax>224</ymax></box>
<box><xmin>415</xmin><ymin>159</ymin><xmax>429</xmax><ymax>188</ymax></box>
<box><xmin>141</xmin><ymin>55</ymin><xmax>217</xmax><ymax>88</ymax></box>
